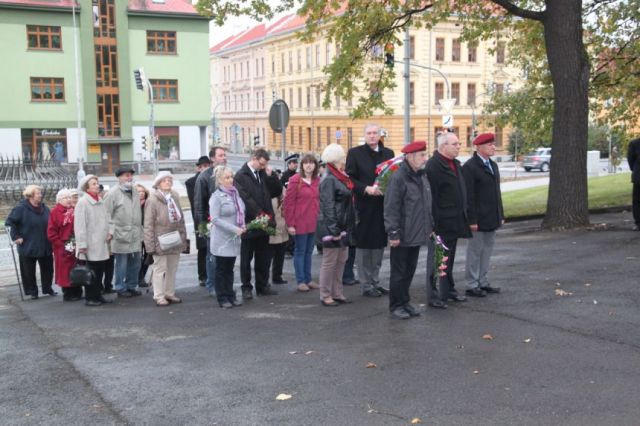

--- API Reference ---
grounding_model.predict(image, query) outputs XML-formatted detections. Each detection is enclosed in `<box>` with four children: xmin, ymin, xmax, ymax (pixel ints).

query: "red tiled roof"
<box><xmin>128</xmin><ymin>0</ymin><xmax>199</xmax><ymax>15</ymax></box>
<box><xmin>0</xmin><ymin>0</ymin><xmax>76</xmax><ymax>9</ymax></box>
<box><xmin>210</xmin><ymin>23</ymin><xmax>269</xmax><ymax>53</ymax></box>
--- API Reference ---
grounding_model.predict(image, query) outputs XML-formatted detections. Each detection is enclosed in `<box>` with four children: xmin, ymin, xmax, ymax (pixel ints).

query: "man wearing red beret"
<box><xmin>383</xmin><ymin>141</ymin><xmax>433</xmax><ymax>319</ymax></box>
<box><xmin>462</xmin><ymin>133</ymin><xmax>504</xmax><ymax>297</ymax></box>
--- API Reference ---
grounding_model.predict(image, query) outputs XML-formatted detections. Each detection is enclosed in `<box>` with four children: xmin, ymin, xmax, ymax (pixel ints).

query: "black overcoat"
<box><xmin>234</xmin><ymin>162</ymin><xmax>282</xmax><ymax>239</ymax></box>
<box><xmin>345</xmin><ymin>142</ymin><xmax>394</xmax><ymax>248</ymax></box>
<box><xmin>627</xmin><ymin>138</ymin><xmax>640</xmax><ymax>184</ymax></box>
<box><xmin>185</xmin><ymin>171</ymin><xmax>207</xmax><ymax>250</ymax></box>
<box><xmin>425</xmin><ymin>151</ymin><xmax>472</xmax><ymax>240</ymax></box>
<box><xmin>462</xmin><ymin>153</ymin><xmax>504</xmax><ymax>232</ymax></box>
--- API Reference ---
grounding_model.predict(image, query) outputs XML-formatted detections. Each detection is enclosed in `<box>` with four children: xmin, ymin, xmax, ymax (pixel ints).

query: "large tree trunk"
<box><xmin>541</xmin><ymin>0</ymin><xmax>590</xmax><ymax>229</ymax></box>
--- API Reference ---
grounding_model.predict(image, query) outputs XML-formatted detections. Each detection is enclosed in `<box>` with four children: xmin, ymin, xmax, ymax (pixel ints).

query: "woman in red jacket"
<box><xmin>283</xmin><ymin>154</ymin><xmax>320</xmax><ymax>292</ymax></box>
<box><xmin>47</xmin><ymin>189</ymin><xmax>81</xmax><ymax>301</ymax></box>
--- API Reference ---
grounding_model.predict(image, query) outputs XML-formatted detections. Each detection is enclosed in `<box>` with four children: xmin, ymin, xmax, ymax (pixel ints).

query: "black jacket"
<box><xmin>186</xmin><ymin>171</ymin><xmax>207</xmax><ymax>249</ymax></box>
<box><xmin>6</xmin><ymin>199</ymin><xmax>52</xmax><ymax>258</ymax></box>
<box><xmin>384</xmin><ymin>161</ymin><xmax>434</xmax><ymax>246</ymax></box>
<box><xmin>194</xmin><ymin>166</ymin><xmax>216</xmax><ymax>227</ymax></box>
<box><xmin>462</xmin><ymin>153</ymin><xmax>504</xmax><ymax>232</ymax></box>
<box><xmin>281</xmin><ymin>169</ymin><xmax>297</xmax><ymax>187</ymax></box>
<box><xmin>234</xmin><ymin>162</ymin><xmax>282</xmax><ymax>239</ymax></box>
<box><xmin>627</xmin><ymin>138</ymin><xmax>640</xmax><ymax>184</ymax></box>
<box><xmin>425</xmin><ymin>151</ymin><xmax>472</xmax><ymax>240</ymax></box>
<box><xmin>345</xmin><ymin>142</ymin><xmax>394</xmax><ymax>248</ymax></box>
<box><xmin>316</xmin><ymin>171</ymin><xmax>356</xmax><ymax>244</ymax></box>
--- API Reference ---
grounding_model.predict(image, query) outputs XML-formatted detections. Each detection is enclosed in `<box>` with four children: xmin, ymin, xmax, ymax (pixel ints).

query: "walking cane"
<box><xmin>5</xmin><ymin>227</ymin><xmax>25</xmax><ymax>302</ymax></box>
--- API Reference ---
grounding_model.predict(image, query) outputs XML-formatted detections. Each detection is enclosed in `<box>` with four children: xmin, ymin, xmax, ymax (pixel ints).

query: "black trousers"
<box><xmin>86</xmin><ymin>260</ymin><xmax>107</xmax><ymax>302</ymax></box>
<box><xmin>240</xmin><ymin>236</ymin><xmax>271</xmax><ymax>293</ymax></box>
<box><xmin>103</xmin><ymin>255</ymin><xmax>114</xmax><ymax>291</ymax></box>
<box><xmin>214</xmin><ymin>256</ymin><xmax>236</xmax><ymax>304</ymax></box>
<box><xmin>197</xmin><ymin>247</ymin><xmax>207</xmax><ymax>281</ymax></box>
<box><xmin>18</xmin><ymin>254</ymin><xmax>53</xmax><ymax>296</ymax></box>
<box><xmin>389</xmin><ymin>246</ymin><xmax>421</xmax><ymax>311</ymax></box>
<box><xmin>633</xmin><ymin>183</ymin><xmax>640</xmax><ymax>225</ymax></box>
<box><xmin>62</xmin><ymin>286</ymin><xmax>83</xmax><ymax>300</ymax></box>
<box><xmin>440</xmin><ymin>238</ymin><xmax>459</xmax><ymax>299</ymax></box>
<box><xmin>268</xmin><ymin>242</ymin><xmax>286</xmax><ymax>281</ymax></box>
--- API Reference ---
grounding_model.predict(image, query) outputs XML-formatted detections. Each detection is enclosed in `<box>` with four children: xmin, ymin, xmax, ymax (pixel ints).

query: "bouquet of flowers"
<box><xmin>431</xmin><ymin>233</ymin><xmax>449</xmax><ymax>286</ymax></box>
<box><xmin>373</xmin><ymin>155</ymin><xmax>404</xmax><ymax>194</ymax></box>
<box><xmin>197</xmin><ymin>216</ymin><xmax>212</xmax><ymax>237</ymax></box>
<box><xmin>64</xmin><ymin>235</ymin><xmax>76</xmax><ymax>253</ymax></box>
<box><xmin>246</xmin><ymin>212</ymin><xmax>276</xmax><ymax>236</ymax></box>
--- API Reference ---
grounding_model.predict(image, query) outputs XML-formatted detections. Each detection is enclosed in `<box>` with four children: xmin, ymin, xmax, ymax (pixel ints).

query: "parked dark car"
<box><xmin>522</xmin><ymin>147</ymin><xmax>551</xmax><ymax>172</ymax></box>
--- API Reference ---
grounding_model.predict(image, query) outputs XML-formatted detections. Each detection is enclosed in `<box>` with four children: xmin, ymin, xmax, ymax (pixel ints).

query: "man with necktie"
<box><xmin>462</xmin><ymin>133</ymin><xmax>505</xmax><ymax>297</ymax></box>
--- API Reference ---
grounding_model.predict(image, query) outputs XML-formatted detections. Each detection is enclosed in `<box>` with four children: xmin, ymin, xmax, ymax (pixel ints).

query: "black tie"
<box><xmin>485</xmin><ymin>160</ymin><xmax>494</xmax><ymax>175</ymax></box>
<box><xmin>254</xmin><ymin>170</ymin><xmax>261</xmax><ymax>183</ymax></box>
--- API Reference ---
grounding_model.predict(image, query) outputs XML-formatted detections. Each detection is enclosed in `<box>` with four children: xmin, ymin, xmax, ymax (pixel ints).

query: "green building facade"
<box><xmin>0</xmin><ymin>0</ymin><xmax>210</xmax><ymax>173</ymax></box>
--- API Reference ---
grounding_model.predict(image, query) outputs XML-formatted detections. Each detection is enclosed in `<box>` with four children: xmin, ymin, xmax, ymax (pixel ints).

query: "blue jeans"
<box><xmin>342</xmin><ymin>246</ymin><xmax>357</xmax><ymax>282</ymax></box>
<box><xmin>114</xmin><ymin>252</ymin><xmax>141</xmax><ymax>293</ymax></box>
<box><xmin>293</xmin><ymin>233</ymin><xmax>315</xmax><ymax>284</ymax></box>
<box><xmin>206</xmin><ymin>238</ymin><xmax>217</xmax><ymax>294</ymax></box>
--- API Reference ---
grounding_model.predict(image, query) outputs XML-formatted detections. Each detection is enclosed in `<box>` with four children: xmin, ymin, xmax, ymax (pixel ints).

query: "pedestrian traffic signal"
<box><xmin>384</xmin><ymin>43</ymin><xmax>394</xmax><ymax>69</ymax></box>
<box><xmin>253</xmin><ymin>135</ymin><xmax>260</xmax><ymax>146</ymax></box>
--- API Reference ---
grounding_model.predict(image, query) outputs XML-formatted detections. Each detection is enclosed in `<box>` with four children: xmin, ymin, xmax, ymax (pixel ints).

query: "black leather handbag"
<box><xmin>69</xmin><ymin>254</ymin><xmax>95</xmax><ymax>287</ymax></box>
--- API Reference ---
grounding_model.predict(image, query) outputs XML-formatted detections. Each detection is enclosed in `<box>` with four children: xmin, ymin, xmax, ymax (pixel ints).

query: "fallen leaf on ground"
<box><xmin>305</xmin><ymin>351</ymin><xmax>314</xmax><ymax>355</ymax></box>
<box><xmin>411</xmin><ymin>418</ymin><xmax>422</xmax><ymax>424</ymax></box>
<box><xmin>523</xmin><ymin>338</ymin><xmax>531</xmax><ymax>343</ymax></box>
<box><xmin>288</xmin><ymin>351</ymin><xmax>298</xmax><ymax>355</ymax></box>
<box><xmin>584</xmin><ymin>283</ymin><xmax>592</xmax><ymax>287</ymax></box>
<box><xmin>276</xmin><ymin>393</ymin><xmax>292</xmax><ymax>401</ymax></box>
<box><xmin>473</xmin><ymin>370</ymin><xmax>480</xmax><ymax>374</ymax></box>
<box><xmin>366</xmin><ymin>362</ymin><xmax>377</xmax><ymax>368</ymax></box>
<box><xmin>482</xmin><ymin>334</ymin><xmax>494</xmax><ymax>341</ymax></box>
<box><xmin>555</xmin><ymin>288</ymin><xmax>573</xmax><ymax>296</ymax></box>
<box><xmin>107</xmin><ymin>356</ymin><xmax>114</xmax><ymax>359</ymax></box>
<box><xmin>593</xmin><ymin>300</ymin><xmax>598</xmax><ymax>305</ymax></box>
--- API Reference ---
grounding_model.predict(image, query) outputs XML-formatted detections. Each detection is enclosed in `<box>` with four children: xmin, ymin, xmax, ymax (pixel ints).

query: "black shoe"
<box><xmin>64</xmin><ymin>296</ymin><xmax>82</xmax><ymax>302</ymax></box>
<box><xmin>634</xmin><ymin>225</ymin><xmax>640</xmax><ymax>231</ymax></box>
<box><xmin>363</xmin><ymin>288</ymin><xmax>382</xmax><ymax>298</ymax></box>
<box><xmin>103</xmin><ymin>288</ymin><xmax>115</xmax><ymax>294</ymax></box>
<box><xmin>230</xmin><ymin>299</ymin><xmax>243</xmax><ymax>307</ymax></box>
<box><xmin>85</xmin><ymin>300</ymin><xmax>102</xmax><ymax>307</ymax></box>
<box><xmin>334</xmin><ymin>298</ymin><xmax>353</xmax><ymax>304</ymax></box>
<box><xmin>138</xmin><ymin>281</ymin><xmax>150</xmax><ymax>288</ymax></box>
<box><xmin>375</xmin><ymin>286</ymin><xmax>390</xmax><ymax>295</ymax></box>
<box><xmin>117</xmin><ymin>291</ymin><xmax>133</xmax><ymax>298</ymax></box>
<box><xmin>342</xmin><ymin>279</ymin><xmax>357</xmax><ymax>286</ymax></box>
<box><xmin>272</xmin><ymin>278</ymin><xmax>288</xmax><ymax>285</ymax></box>
<box><xmin>428</xmin><ymin>301</ymin><xmax>448</xmax><ymax>309</ymax></box>
<box><xmin>241</xmin><ymin>289</ymin><xmax>253</xmax><ymax>300</ymax></box>
<box><xmin>390</xmin><ymin>307</ymin><xmax>410</xmax><ymax>320</ymax></box>
<box><xmin>403</xmin><ymin>304</ymin><xmax>421</xmax><ymax>317</ymax></box>
<box><xmin>30</xmin><ymin>294</ymin><xmax>39</xmax><ymax>300</ymax></box>
<box><xmin>448</xmin><ymin>293</ymin><xmax>467</xmax><ymax>302</ymax></box>
<box><xmin>257</xmin><ymin>288</ymin><xmax>278</xmax><ymax>296</ymax></box>
<box><xmin>198</xmin><ymin>279</ymin><xmax>206</xmax><ymax>287</ymax></box>
<box><xmin>465</xmin><ymin>288</ymin><xmax>487</xmax><ymax>297</ymax></box>
<box><xmin>480</xmin><ymin>285</ymin><xmax>501</xmax><ymax>294</ymax></box>
<box><xmin>129</xmin><ymin>289</ymin><xmax>142</xmax><ymax>297</ymax></box>
<box><xmin>321</xmin><ymin>300</ymin><xmax>339</xmax><ymax>307</ymax></box>
<box><xmin>98</xmin><ymin>296</ymin><xmax>114</xmax><ymax>304</ymax></box>
<box><xmin>44</xmin><ymin>290</ymin><xmax>58</xmax><ymax>296</ymax></box>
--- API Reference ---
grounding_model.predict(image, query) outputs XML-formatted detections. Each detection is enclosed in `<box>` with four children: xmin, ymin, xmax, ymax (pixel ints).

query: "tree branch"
<box><xmin>489</xmin><ymin>0</ymin><xmax>545</xmax><ymax>21</ymax></box>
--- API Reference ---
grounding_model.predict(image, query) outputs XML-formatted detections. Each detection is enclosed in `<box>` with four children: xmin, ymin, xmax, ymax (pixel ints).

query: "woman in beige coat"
<box><xmin>144</xmin><ymin>171</ymin><xmax>187</xmax><ymax>306</ymax></box>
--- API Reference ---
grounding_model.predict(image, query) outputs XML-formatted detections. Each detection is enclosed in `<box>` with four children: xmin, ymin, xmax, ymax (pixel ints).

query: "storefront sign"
<box><xmin>38</xmin><ymin>129</ymin><xmax>62</xmax><ymax>137</ymax></box>
<box><xmin>88</xmin><ymin>144</ymin><xmax>101</xmax><ymax>154</ymax></box>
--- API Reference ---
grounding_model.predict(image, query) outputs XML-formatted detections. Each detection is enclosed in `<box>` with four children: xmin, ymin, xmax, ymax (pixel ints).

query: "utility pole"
<box><xmin>72</xmin><ymin>1</ymin><xmax>84</xmax><ymax>181</ymax></box>
<box><xmin>403</xmin><ymin>28</ymin><xmax>411</xmax><ymax>145</ymax></box>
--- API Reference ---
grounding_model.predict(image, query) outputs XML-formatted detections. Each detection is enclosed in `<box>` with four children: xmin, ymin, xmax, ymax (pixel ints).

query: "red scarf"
<box><xmin>87</xmin><ymin>192</ymin><xmax>100</xmax><ymax>202</ymax></box>
<box><xmin>327</xmin><ymin>163</ymin><xmax>354</xmax><ymax>192</ymax></box>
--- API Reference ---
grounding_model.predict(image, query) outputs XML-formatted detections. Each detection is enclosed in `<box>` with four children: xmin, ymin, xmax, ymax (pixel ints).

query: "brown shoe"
<box><xmin>297</xmin><ymin>283</ymin><xmax>310</xmax><ymax>292</ymax></box>
<box><xmin>165</xmin><ymin>295</ymin><xmax>182</xmax><ymax>304</ymax></box>
<box><xmin>307</xmin><ymin>281</ymin><xmax>319</xmax><ymax>289</ymax></box>
<box><xmin>156</xmin><ymin>298</ymin><xmax>169</xmax><ymax>307</ymax></box>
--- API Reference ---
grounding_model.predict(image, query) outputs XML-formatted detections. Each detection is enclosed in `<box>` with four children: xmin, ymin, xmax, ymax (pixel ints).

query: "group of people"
<box><xmin>6</xmin><ymin>123</ymin><xmax>505</xmax><ymax>319</ymax></box>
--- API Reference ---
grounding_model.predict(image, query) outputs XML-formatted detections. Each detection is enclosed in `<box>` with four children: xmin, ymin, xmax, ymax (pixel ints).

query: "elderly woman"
<box><xmin>283</xmin><ymin>154</ymin><xmax>320</xmax><ymax>292</ymax></box>
<box><xmin>316</xmin><ymin>144</ymin><xmax>356</xmax><ymax>306</ymax></box>
<box><xmin>144</xmin><ymin>171</ymin><xmax>187</xmax><ymax>307</ymax></box>
<box><xmin>136</xmin><ymin>183</ymin><xmax>151</xmax><ymax>288</ymax></box>
<box><xmin>6</xmin><ymin>185</ymin><xmax>55</xmax><ymax>299</ymax></box>
<box><xmin>210</xmin><ymin>166</ymin><xmax>245</xmax><ymax>308</ymax></box>
<box><xmin>74</xmin><ymin>175</ymin><xmax>113</xmax><ymax>307</ymax></box>
<box><xmin>47</xmin><ymin>188</ymin><xmax>81</xmax><ymax>301</ymax></box>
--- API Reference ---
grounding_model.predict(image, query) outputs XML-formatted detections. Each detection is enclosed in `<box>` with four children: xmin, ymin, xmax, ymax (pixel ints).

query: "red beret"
<box><xmin>473</xmin><ymin>133</ymin><xmax>495</xmax><ymax>146</ymax></box>
<box><xmin>402</xmin><ymin>140</ymin><xmax>427</xmax><ymax>154</ymax></box>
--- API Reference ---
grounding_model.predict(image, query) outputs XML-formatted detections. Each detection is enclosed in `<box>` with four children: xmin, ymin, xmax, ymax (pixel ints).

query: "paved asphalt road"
<box><xmin>1</xmin><ymin>211</ymin><xmax>639</xmax><ymax>425</ymax></box>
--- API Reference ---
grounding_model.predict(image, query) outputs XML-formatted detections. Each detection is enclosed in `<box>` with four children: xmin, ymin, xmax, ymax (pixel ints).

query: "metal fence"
<box><xmin>0</xmin><ymin>155</ymin><xmax>75</xmax><ymax>202</ymax></box>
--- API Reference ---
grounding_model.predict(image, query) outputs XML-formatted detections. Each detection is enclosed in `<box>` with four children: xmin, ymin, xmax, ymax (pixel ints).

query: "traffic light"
<box><xmin>133</xmin><ymin>70</ymin><xmax>143</xmax><ymax>90</ymax></box>
<box><xmin>384</xmin><ymin>43</ymin><xmax>394</xmax><ymax>69</ymax></box>
<box><xmin>142</xmin><ymin>135</ymin><xmax>153</xmax><ymax>152</ymax></box>
<box><xmin>253</xmin><ymin>135</ymin><xmax>260</xmax><ymax>146</ymax></box>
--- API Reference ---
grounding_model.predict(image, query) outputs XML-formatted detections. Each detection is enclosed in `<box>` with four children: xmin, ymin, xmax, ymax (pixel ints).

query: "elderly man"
<box><xmin>104</xmin><ymin>166</ymin><xmax>143</xmax><ymax>298</ymax></box>
<box><xmin>194</xmin><ymin>146</ymin><xmax>227</xmax><ymax>295</ymax></box>
<box><xmin>186</xmin><ymin>155</ymin><xmax>212</xmax><ymax>287</ymax></box>
<box><xmin>384</xmin><ymin>141</ymin><xmax>433</xmax><ymax>319</ymax></box>
<box><xmin>346</xmin><ymin>123</ymin><xmax>395</xmax><ymax>297</ymax></box>
<box><xmin>234</xmin><ymin>148</ymin><xmax>283</xmax><ymax>299</ymax></box>
<box><xmin>425</xmin><ymin>132</ymin><xmax>472</xmax><ymax>308</ymax></box>
<box><xmin>462</xmin><ymin>133</ymin><xmax>504</xmax><ymax>297</ymax></box>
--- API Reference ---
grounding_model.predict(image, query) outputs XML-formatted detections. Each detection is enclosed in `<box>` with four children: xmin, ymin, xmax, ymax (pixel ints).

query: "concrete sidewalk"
<box><xmin>1</xmin><ymin>211</ymin><xmax>639</xmax><ymax>425</ymax></box>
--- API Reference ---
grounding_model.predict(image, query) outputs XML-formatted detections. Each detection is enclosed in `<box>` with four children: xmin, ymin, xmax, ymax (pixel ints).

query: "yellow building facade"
<box><xmin>210</xmin><ymin>15</ymin><xmax>520</xmax><ymax>157</ymax></box>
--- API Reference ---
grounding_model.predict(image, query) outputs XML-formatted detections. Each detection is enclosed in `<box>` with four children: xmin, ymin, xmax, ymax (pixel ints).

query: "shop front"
<box><xmin>21</xmin><ymin>128</ymin><xmax>67</xmax><ymax>163</ymax></box>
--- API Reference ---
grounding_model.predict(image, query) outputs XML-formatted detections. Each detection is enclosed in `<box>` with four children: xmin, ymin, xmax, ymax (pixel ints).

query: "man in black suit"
<box><xmin>425</xmin><ymin>131</ymin><xmax>471</xmax><ymax>308</ymax></box>
<box><xmin>234</xmin><ymin>148</ymin><xmax>283</xmax><ymax>299</ymax></box>
<box><xmin>194</xmin><ymin>146</ymin><xmax>227</xmax><ymax>295</ymax></box>
<box><xmin>462</xmin><ymin>133</ymin><xmax>504</xmax><ymax>297</ymax></box>
<box><xmin>627</xmin><ymin>138</ymin><xmax>640</xmax><ymax>231</ymax></box>
<box><xmin>186</xmin><ymin>155</ymin><xmax>211</xmax><ymax>287</ymax></box>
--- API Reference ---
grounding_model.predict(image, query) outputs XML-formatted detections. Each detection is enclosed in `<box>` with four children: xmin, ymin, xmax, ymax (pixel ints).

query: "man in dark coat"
<box><xmin>280</xmin><ymin>153</ymin><xmax>299</xmax><ymax>187</ymax></box>
<box><xmin>425</xmin><ymin>131</ymin><xmax>472</xmax><ymax>308</ymax></box>
<box><xmin>627</xmin><ymin>137</ymin><xmax>640</xmax><ymax>231</ymax></box>
<box><xmin>346</xmin><ymin>123</ymin><xmax>395</xmax><ymax>297</ymax></box>
<box><xmin>194</xmin><ymin>146</ymin><xmax>227</xmax><ymax>295</ymax></box>
<box><xmin>186</xmin><ymin>155</ymin><xmax>211</xmax><ymax>287</ymax></box>
<box><xmin>462</xmin><ymin>133</ymin><xmax>504</xmax><ymax>298</ymax></box>
<box><xmin>234</xmin><ymin>148</ymin><xmax>283</xmax><ymax>299</ymax></box>
<box><xmin>384</xmin><ymin>141</ymin><xmax>433</xmax><ymax>319</ymax></box>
